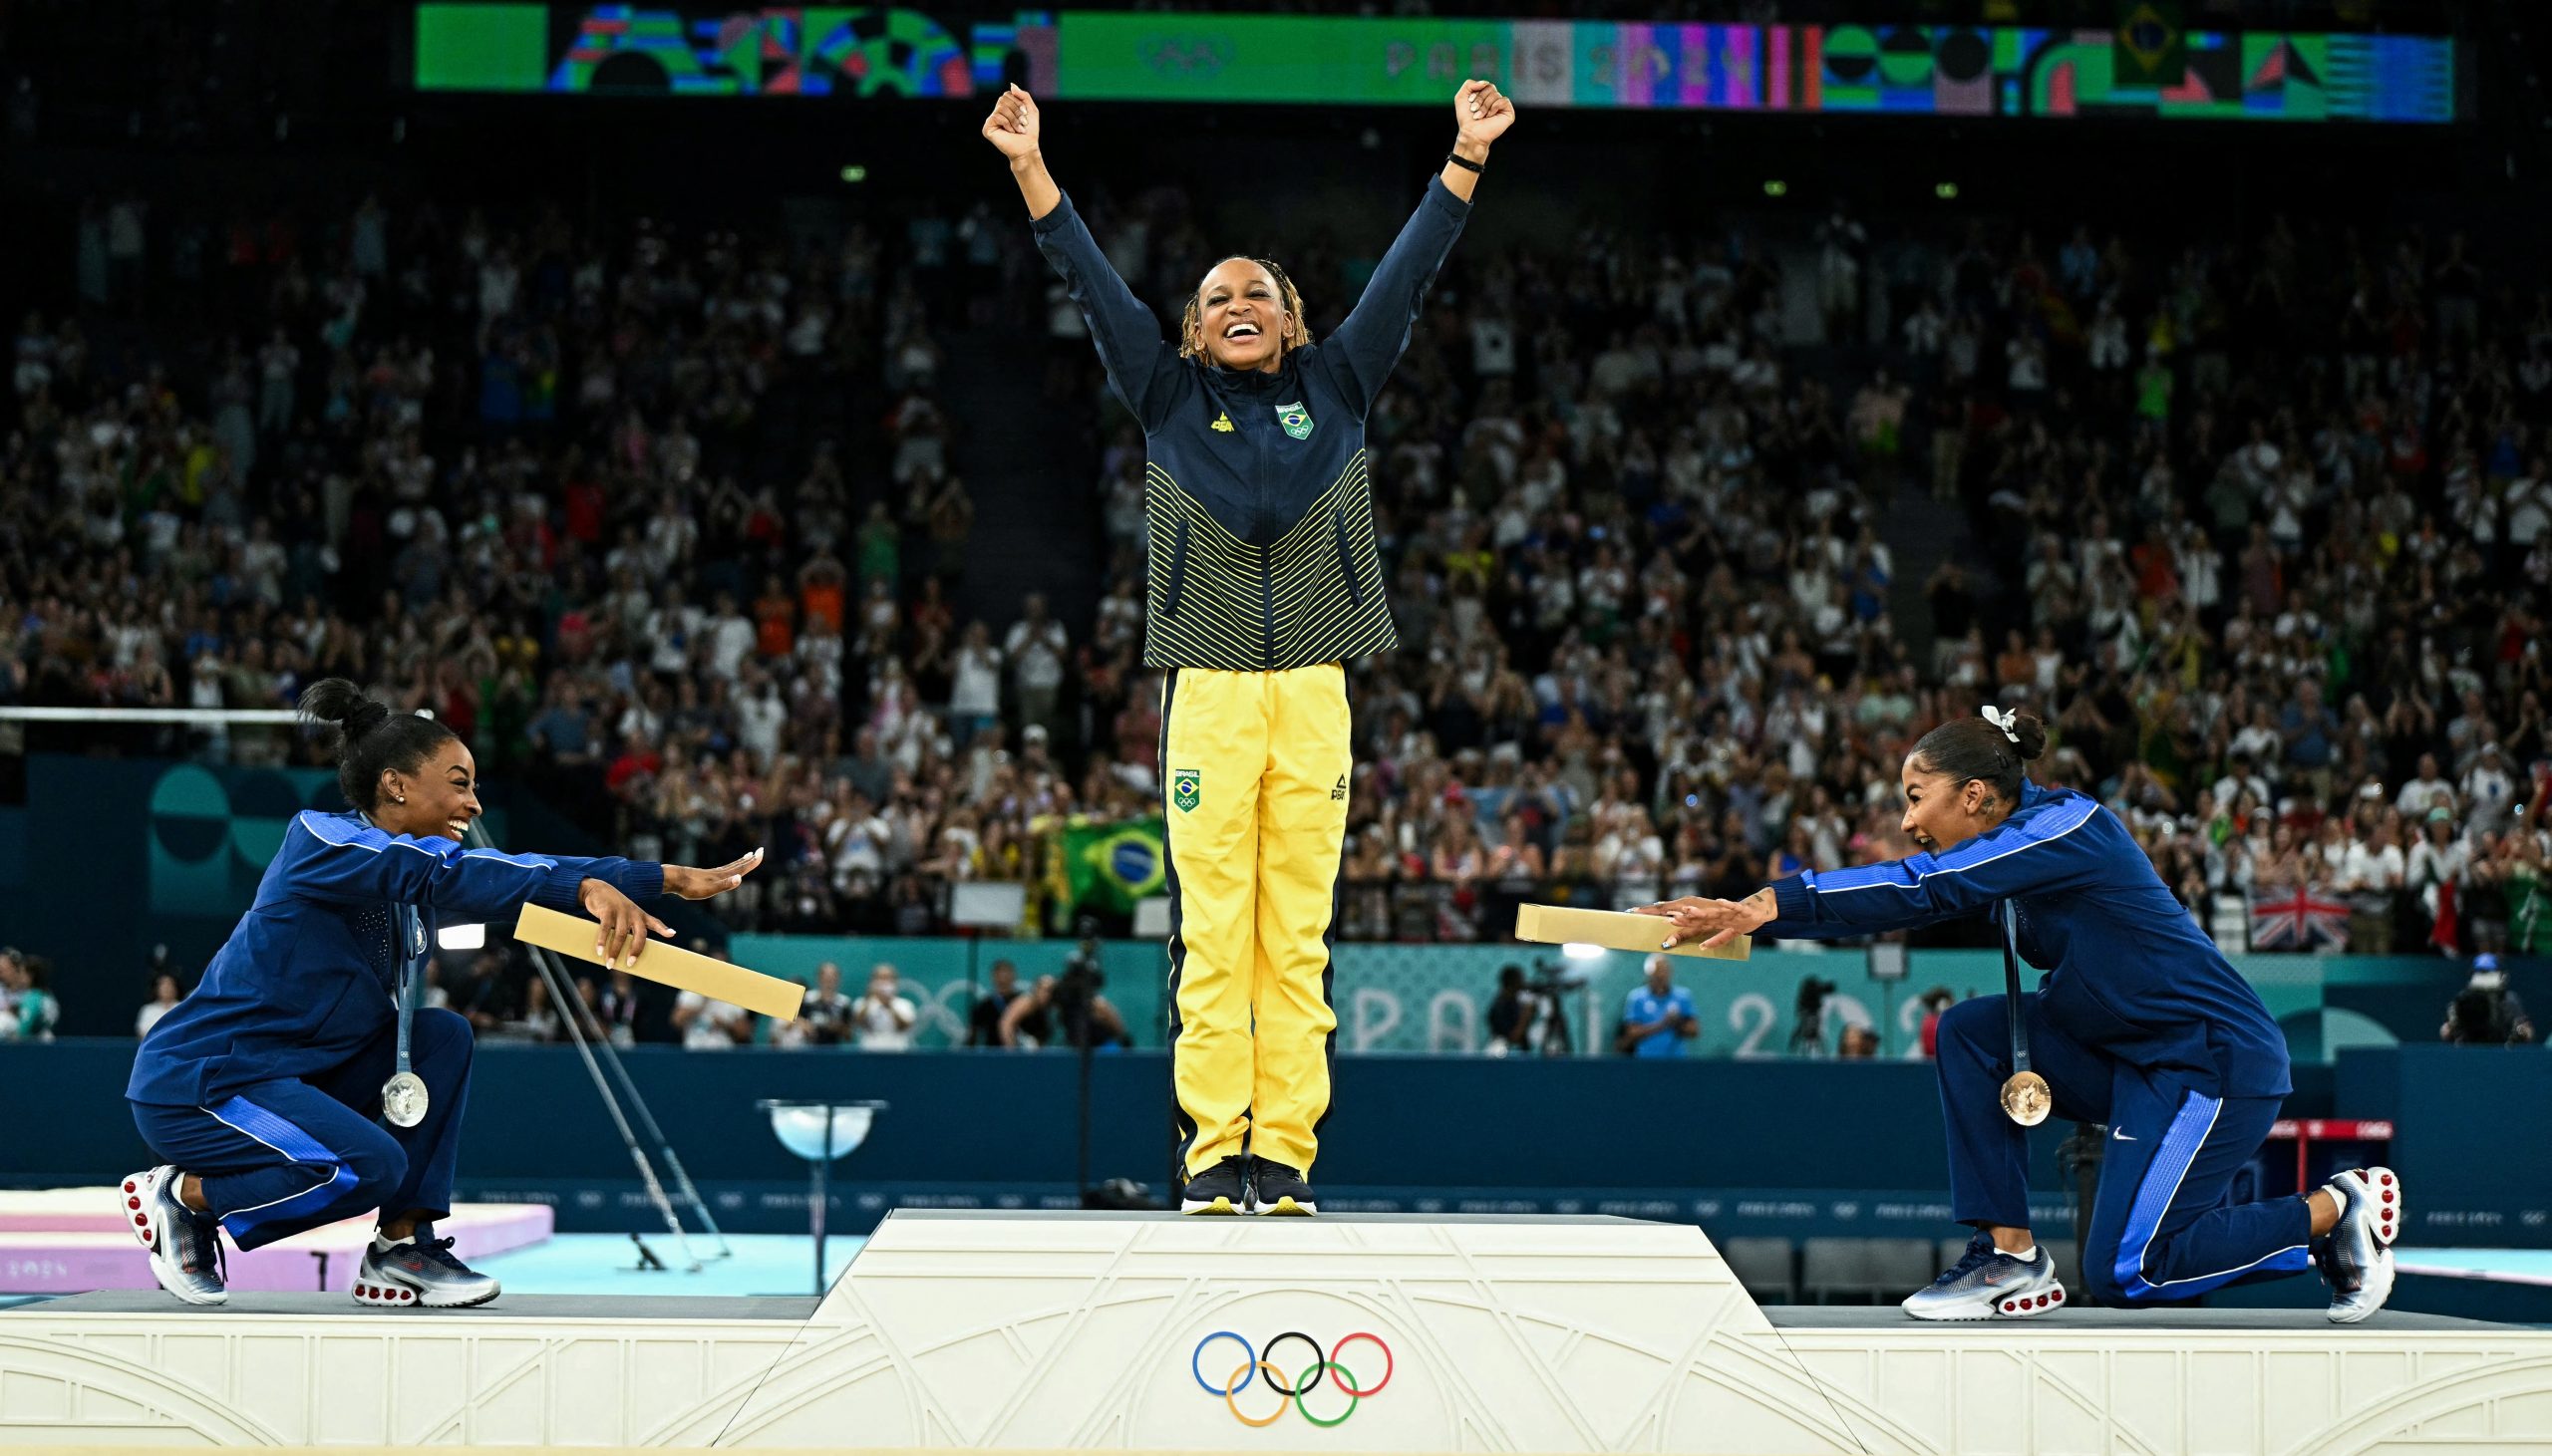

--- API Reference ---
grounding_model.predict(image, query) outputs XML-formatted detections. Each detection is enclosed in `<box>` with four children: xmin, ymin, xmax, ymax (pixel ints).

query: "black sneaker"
<box><xmin>1180</xmin><ymin>1154</ymin><xmax>1249</xmax><ymax>1215</ymax></box>
<box><xmin>1251</xmin><ymin>1158</ymin><xmax>1318</xmax><ymax>1216</ymax></box>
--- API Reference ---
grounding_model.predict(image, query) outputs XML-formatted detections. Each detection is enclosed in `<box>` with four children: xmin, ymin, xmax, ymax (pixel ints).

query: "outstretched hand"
<box><xmin>1632</xmin><ymin>893</ymin><xmax>1768</xmax><ymax>951</ymax></box>
<box><xmin>1455</xmin><ymin>79</ymin><xmax>1515</xmax><ymax>150</ymax></box>
<box><xmin>664</xmin><ymin>847</ymin><xmax>766</xmax><ymax>901</ymax></box>
<box><xmin>982</xmin><ymin>83</ymin><xmax>1041</xmax><ymax>159</ymax></box>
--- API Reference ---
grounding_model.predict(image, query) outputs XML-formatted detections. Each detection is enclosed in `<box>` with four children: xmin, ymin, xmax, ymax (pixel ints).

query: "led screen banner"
<box><xmin>412</xmin><ymin>6</ymin><xmax>2457</xmax><ymax>125</ymax></box>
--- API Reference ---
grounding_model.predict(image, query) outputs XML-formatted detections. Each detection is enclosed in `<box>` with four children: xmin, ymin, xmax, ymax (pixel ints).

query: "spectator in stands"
<box><xmin>997</xmin><ymin>971</ymin><xmax>1061</xmax><ymax>1049</ymax></box>
<box><xmin>2395</xmin><ymin>754</ymin><xmax>2454</xmax><ymax>819</ymax></box>
<box><xmin>1616</xmin><ymin>955</ymin><xmax>1698</xmax><ymax>1058</ymax></box>
<box><xmin>594</xmin><ymin>969</ymin><xmax>641</xmax><ymax>1047</ymax></box>
<box><xmin>1484</xmin><ymin>964</ymin><xmax>1541</xmax><ymax>1055</ymax></box>
<box><xmin>138</xmin><ymin>972</ymin><xmax>183</xmax><ymax>1038</ymax></box>
<box><xmin>0</xmin><ymin>950</ymin><xmax>58</xmax><ymax>1041</ymax></box>
<box><xmin>1004</xmin><ymin>593</ymin><xmax>1067</xmax><ymax>738</ymax></box>
<box><xmin>448</xmin><ymin>949</ymin><xmax>513</xmax><ymax>1031</ymax></box>
<box><xmin>792</xmin><ymin>962</ymin><xmax>854</xmax><ymax>1047</ymax></box>
<box><xmin>2441</xmin><ymin>954</ymin><xmax>2534</xmax><ymax>1045</ymax></box>
<box><xmin>853</xmin><ymin>963</ymin><xmax>918</xmax><ymax>1050</ymax></box>
<box><xmin>967</xmin><ymin>959</ymin><xmax>1028</xmax><ymax>1046</ymax></box>
<box><xmin>1001</xmin><ymin>969</ymin><xmax>1127</xmax><ymax>1050</ymax></box>
<box><xmin>514</xmin><ymin>976</ymin><xmax>562</xmax><ymax>1044</ymax></box>
<box><xmin>1916</xmin><ymin>987</ymin><xmax>1957</xmax><ymax>1058</ymax></box>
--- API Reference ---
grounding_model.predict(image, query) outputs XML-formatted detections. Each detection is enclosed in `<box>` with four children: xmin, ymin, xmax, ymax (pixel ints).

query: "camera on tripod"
<box><xmin>1529</xmin><ymin>958</ymin><xmax>1589</xmax><ymax>997</ymax></box>
<box><xmin>1790</xmin><ymin>975</ymin><xmax>1839</xmax><ymax>1054</ymax></box>
<box><xmin>1487</xmin><ymin>959</ymin><xmax>1583</xmax><ymax>1057</ymax></box>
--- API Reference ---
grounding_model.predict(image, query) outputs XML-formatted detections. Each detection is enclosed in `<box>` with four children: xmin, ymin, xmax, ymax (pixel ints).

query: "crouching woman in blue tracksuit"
<box><xmin>1642</xmin><ymin>708</ymin><xmax>2402</xmax><ymax>1322</ymax></box>
<box><xmin>124</xmin><ymin>679</ymin><xmax>761</xmax><ymax>1308</ymax></box>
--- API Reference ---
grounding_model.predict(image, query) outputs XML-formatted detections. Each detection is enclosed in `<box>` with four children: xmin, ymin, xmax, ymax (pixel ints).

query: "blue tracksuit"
<box><xmin>1764</xmin><ymin>779</ymin><xmax>2314</xmax><ymax>1306</ymax></box>
<box><xmin>129</xmin><ymin>811</ymin><xmax>660</xmax><ymax>1249</ymax></box>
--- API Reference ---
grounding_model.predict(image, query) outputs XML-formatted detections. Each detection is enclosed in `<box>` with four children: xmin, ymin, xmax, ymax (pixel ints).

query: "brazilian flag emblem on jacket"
<box><xmin>1171</xmin><ymin>769</ymin><xmax>1201</xmax><ymax>813</ymax></box>
<box><xmin>1275</xmin><ymin>402</ymin><xmax>1314</xmax><ymax>440</ymax></box>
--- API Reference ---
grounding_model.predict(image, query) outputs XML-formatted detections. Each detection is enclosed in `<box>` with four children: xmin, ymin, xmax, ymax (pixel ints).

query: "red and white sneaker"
<box><xmin>119</xmin><ymin>1165</ymin><xmax>225</xmax><ymax>1306</ymax></box>
<box><xmin>351</xmin><ymin>1227</ymin><xmax>499</xmax><ymax>1310</ymax></box>
<box><xmin>2318</xmin><ymin>1166</ymin><xmax>2402</xmax><ymax>1323</ymax></box>
<box><xmin>1900</xmin><ymin>1234</ymin><xmax>2068</xmax><ymax>1320</ymax></box>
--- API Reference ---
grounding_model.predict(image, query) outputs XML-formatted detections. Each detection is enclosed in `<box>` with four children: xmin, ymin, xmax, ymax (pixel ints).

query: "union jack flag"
<box><xmin>2248</xmin><ymin>884</ymin><xmax>2354</xmax><ymax>952</ymax></box>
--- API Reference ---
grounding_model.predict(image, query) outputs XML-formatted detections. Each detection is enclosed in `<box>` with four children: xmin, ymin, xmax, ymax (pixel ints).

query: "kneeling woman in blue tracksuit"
<box><xmin>124</xmin><ymin>679</ymin><xmax>761</xmax><ymax>1308</ymax></box>
<box><xmin>1644</xmin><ymin>708</ymin><xmax>2401</xmax><ymax>1322</ymax></box>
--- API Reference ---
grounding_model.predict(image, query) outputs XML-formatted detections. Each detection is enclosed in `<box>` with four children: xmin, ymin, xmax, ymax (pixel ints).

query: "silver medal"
<box><xmin>382</xmin><ymin>1070</ymin><xmax>430</xmax><ymax>1128</ymax></box>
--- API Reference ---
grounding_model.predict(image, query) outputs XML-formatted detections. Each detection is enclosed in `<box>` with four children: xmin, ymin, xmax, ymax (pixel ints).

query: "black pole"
<box><xmin>1073</xmin><ymin>997</ymin><xmax>1095</xmax><ymax>1202</ymax></box>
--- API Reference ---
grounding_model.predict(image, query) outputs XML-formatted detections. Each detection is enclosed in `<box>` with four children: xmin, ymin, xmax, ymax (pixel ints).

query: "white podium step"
<box><xmin>3</xmin><ymin>1210</ymin><xmax>2548</xmax><ymax>1452</ymax></box>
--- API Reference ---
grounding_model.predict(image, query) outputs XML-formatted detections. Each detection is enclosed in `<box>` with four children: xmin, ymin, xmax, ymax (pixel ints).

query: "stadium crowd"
<box><xmin>6</xmin><ymin>172</ymin><xmax>2550</xmax><ymax>978</ymax></box>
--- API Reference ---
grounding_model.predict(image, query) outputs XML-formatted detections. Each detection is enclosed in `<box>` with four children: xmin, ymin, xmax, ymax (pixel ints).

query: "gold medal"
<box><xmin>382</xmin><ymin>1071</ymin><xmax>430</xmax><ymax>1128</ymax></box>
<box><xmin>2000</xmin><ymin>1069</ymin><xmax>2052</xmax><ymax>1127</ymax></box>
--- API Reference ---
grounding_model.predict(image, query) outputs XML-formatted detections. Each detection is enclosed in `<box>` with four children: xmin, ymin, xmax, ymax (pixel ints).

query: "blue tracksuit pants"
<box><xmin>128</xmin><ymin>1008</ymin><xmax>475</xmax><ymax>1251</ymax></box>
<box><xmin>1936</xmin><ymin>994</ymin><xmax>2315</xmax><ymax>1306</ymax></box>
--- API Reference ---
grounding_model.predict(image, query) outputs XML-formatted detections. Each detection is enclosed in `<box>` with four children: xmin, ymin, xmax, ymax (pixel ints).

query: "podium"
<box><xmin>6</xmin><ymin>1210</ymin><xmax>2549</xmax><ymax>1451</ymax></box>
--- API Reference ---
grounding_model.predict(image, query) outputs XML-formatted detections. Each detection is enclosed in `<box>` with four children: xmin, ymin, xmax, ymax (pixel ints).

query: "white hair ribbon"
<box><xmin>1981</xmin><ymin>705</ymin><xmax>2021</xmax><ymax>743</ymax></box>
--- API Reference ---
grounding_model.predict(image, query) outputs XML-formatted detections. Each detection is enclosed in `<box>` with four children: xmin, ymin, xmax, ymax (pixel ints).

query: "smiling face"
<box><xmin>377</xmin><ymin>738</ymin><xmax>482</xmax><ymax>843</ymax></box>
<box><xmin>1192</xmin><ymin>257</ymin><xmax>1290</xmax><ymax>373</ymax></box>
<box><xmin>1898</xmin><ymin>753</ymin><xmax>2002</xmax><ymax>855</ymax></box>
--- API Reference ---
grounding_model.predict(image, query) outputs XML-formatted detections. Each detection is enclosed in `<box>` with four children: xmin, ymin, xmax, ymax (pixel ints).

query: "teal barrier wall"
<box><xmin>729</xmin><ymin>934</ymin><xmax>2467</xmax><ymax>1061</ymax></box>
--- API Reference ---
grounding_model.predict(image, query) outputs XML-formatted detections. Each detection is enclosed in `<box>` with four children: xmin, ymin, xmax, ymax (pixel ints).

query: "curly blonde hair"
<box><xmin>1178</xmin><ymin>256</ymin><xmax>1315</xmax><ymax>361</ymax></box>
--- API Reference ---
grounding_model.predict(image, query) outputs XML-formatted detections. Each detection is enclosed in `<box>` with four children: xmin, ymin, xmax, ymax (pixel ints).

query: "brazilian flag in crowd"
<box><xmin>1056</xmin><ymin>815</ymin><xmax>1168</xmax><ymax>915</ymax></box>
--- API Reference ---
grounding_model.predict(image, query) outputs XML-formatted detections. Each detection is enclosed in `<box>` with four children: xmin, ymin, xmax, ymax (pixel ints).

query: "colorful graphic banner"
<box><xmin>411</xmin><ymin>7</ymin><xmax>2457</xmax><ymax>124</ymax></box>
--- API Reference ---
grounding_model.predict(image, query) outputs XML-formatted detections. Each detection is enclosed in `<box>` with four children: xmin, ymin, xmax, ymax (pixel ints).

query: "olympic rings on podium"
<box><xmin>1190</xmin><ymin>1330</ymin><xmax>1395</xmax><ymax>1424</ymax></box>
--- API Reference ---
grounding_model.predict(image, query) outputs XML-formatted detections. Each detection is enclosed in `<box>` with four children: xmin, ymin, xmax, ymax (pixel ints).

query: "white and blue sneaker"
<box><xmin>352</xmin><ymin>1226</ymin><xmax>500</xmax><ymax>1309</ymax></box>
<box><xmin>2318</xmin><ymin>1166</ymin><xmax>2402</xmax><ymax>1324</ymax></box>
<box><xmin>121</xmin><ymin>1164</ymin><xmax>225</xmax><ymax>1307</ymax></box>
<box><xmin>1900</xmin><ymin>1234</ymin><xmax>2068</xmax><ymax>1320</ymax></box>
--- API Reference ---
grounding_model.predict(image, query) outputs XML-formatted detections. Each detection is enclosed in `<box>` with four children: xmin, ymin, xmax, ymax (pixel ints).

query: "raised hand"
<box><xmin>664</xmin><ymin>847</ymin><xmax>765</xmax><ymax>900</ymax></box>
<box><xmin>982</xmin><ymin>83</ymin><xmax>1042</xmax><ymax>160</ymax></box>
<box><xmin>1455</xmin><ymin>79</ymin><xmax>1515</xmax><ymax>150</ymax></box>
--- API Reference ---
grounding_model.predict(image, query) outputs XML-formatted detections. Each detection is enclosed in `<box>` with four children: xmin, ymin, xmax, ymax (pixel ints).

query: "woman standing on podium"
<box><xmin>124</xmin><ymin>679</ymin><xmax>760</xmax><ymax>1308</ymax></box>
<box><xmin>986</xmin><ymin>81</ymin><xmax>1514</xmax><ymax>1216</ymax></box>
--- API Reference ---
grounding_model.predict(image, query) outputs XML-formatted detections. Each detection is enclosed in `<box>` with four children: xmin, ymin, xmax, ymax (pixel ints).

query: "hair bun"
<box><xmin>345</xmin><ymin>700</ymin><xmax>393</xmax><ymax>739</ymax></box>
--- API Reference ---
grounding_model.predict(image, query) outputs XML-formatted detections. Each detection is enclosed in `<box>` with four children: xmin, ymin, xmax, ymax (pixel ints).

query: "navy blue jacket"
<box><xmin>1031</xmin><ymin>177</ymin><xmax>1470</xmax><ymax>671</ymax></box>
<box><xmin>1765</xmin><ymin>780</ymin><xmax>2291</xmax><ymax>1098</ymax></box>
<box><xmin>129</xmin><ymin>811</ymin><xmax>662</xmax><ymax>1106</ymax></box>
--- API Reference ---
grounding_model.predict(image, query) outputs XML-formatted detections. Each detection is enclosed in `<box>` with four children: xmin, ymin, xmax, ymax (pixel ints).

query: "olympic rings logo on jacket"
<box><xmin>1190</xmin><ymin>1330</ymin><xmax>1394</xmax><ymax>1427</ymax></box>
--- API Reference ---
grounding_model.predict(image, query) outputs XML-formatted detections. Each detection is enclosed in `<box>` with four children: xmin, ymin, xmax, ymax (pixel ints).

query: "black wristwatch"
<box><xmin>1443</xmin><ymin>150</ymin><xmax>1484</xmax><ymax>174</ymax></box>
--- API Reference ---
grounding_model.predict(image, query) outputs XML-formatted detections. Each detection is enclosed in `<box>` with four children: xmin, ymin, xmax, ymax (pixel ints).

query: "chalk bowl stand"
<box><xmin>757</xmin><ymin>1098</ymin><xmax>888</xmax><ymax>1295</ymax></box>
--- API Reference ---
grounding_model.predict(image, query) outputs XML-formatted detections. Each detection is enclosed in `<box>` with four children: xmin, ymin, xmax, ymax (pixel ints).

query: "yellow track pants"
<box><xmin>1161</xmin><ymin>664</ymin><xmax>1350</xmax><ymax>1179</ymax></box>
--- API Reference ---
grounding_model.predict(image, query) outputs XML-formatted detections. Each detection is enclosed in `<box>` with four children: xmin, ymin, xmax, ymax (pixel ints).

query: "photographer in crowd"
<box><xmin>2441</xmin><ymin>953</ymin><xmax>2535</xmax><ymax>1045</ymax></box>
<box><xmin>853</xmin><ymin>964</ymin><xmax>919</xmax><ymax>1051</ymax></box>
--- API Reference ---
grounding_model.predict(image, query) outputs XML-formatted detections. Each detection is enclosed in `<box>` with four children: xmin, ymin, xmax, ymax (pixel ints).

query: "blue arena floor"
<box><xmin>471</xmin><ymin>1232</ymin><xmax>865</xmax><ymax>1298</ymax></box>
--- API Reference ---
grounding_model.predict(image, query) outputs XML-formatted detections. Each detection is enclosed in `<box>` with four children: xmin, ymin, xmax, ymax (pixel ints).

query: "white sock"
<box><xmin>372</xmin><ymin>1230</ymin><xmax>415</xmax><ymax>1252</ymax></box>
<box><xmin>2006</xmin><ymin>1244</ymin><xmax>2039</xmax><ymax>1262</ymax></box>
